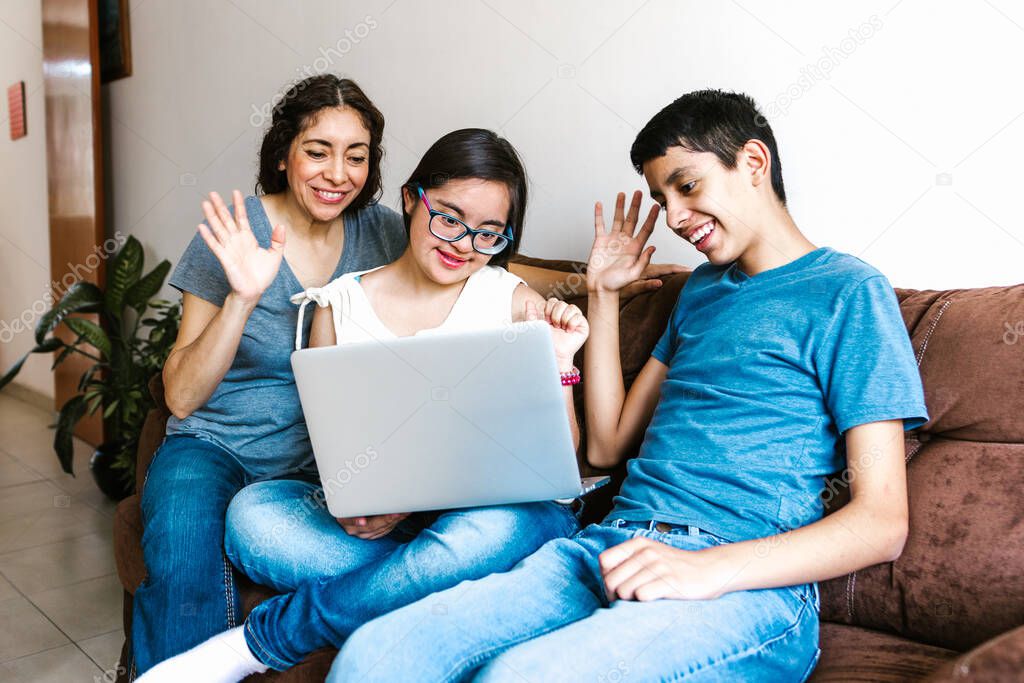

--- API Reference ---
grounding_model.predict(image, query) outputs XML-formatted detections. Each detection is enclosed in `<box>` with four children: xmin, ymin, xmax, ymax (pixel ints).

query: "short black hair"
<box><xmin>402</xmin><ymin>128</ymin><xmax>527</xmax><ymax>269</ymax></box>
<box><xmin>256</xmin><ymin>75</ymin><xmax>385</xmax><ymax>214</ymax></box>
<box><xmin>630</xmin><ymin>90</ymin><xmax>786</xmax><ymax>205</ymax></box>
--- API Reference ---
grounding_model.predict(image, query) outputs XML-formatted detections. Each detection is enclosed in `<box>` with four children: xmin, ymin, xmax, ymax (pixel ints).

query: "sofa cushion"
<box><xmin>809</xmin><ymin>622</ymin><xmax>956</xmax><ymax>682</ymax></box>
<box><xmin>902</xmin><ymin>285</ymin><xmax>1024</xmax><ymax>443</ymax></box>
<box><xmin>923</xmin><ymin>622</ymin><xmax>1024</xmax><ymax>682</ymax></box>
<box><xmin>820</xmin><ymin>438</ymin><xmax>1024</xmax><ymax>652</ymax></box>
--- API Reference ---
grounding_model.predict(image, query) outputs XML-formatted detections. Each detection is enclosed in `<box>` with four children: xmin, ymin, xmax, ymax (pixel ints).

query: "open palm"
<box><xmin>197</xmin><ymin>190</ymin><xmax>286</xmax><ymax>303</ymax></box>
<box><xmin>587</xmin><ymin>191</ymin><xmax>661</xmax><ymax>294</ymax></box>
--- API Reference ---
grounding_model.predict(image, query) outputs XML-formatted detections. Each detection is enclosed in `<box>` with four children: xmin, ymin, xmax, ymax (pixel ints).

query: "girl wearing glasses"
<box><xmin>138</xmin><ymin>129</ymin><xmax>591</xmax><ymax>682</ymax></box>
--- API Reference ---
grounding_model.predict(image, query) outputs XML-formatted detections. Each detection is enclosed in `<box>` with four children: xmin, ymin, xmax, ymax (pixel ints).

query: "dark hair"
<box><xmin>402</xmin><ymin>128</ymin><xmax>527</xmax><ymax>269</ymax></box>
<box><xmin>630</xmin><ymin>90</ymin><xmax>787</xmax><ymax>205</ymax></box>
<box><xmin>256</xmin><ymin>75</ymin><xmax>385</xmax><ymax>213</ymax></box>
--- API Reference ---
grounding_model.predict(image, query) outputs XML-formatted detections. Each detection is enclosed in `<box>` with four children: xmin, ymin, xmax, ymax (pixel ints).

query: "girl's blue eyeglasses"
<box><xmin>417</xmin><ymin>186</ymin><xmax>514</xmax><ymax>256</ymax></box>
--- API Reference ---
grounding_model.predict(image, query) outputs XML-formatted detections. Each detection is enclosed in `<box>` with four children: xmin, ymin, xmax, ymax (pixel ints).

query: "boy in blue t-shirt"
<box><xmin>324</xmin><ymin>91</ymin><xmax>929</xmax><ymax>682</ymax></box>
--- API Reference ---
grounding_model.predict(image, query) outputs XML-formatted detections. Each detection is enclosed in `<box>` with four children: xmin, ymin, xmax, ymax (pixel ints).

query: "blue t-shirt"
<box><xmin>165</xmin><ymin>196</ymin><xmax>407</xmax><ymax>478</ymax></box>
<box><xmin>610</xmin><ymin>247</ymin><xmax>928</xmax><ymax>542</ymax></box>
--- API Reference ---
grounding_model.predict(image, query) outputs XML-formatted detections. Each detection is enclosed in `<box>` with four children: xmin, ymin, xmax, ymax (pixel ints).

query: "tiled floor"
<box><xmin>0</xmin><ymin>391</ymin><xmax>123</xmax><ymax>682</ymax></box>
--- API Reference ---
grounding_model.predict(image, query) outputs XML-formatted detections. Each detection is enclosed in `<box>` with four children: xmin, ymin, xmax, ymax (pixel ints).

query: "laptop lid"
<box><xmin>291</xmin><ymin>321</ymin><xmax>583</xmax><ymax>517</ymax></box>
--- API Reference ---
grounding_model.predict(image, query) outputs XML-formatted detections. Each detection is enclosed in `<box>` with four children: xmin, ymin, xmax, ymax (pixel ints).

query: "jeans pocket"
<box><xmin>785</xmin><ymin>582</ymin><xmax>811</xmax><ymax>603</ymax></box>
<box><xmin>700</xmin><ymin>530</ymin><xmax>731</xmax><ymax>547</ymax></box>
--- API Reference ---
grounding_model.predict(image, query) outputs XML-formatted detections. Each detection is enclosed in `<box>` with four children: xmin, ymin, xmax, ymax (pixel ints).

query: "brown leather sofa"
<box><xmin>112</xmin><ymin>257</ymin><xmax>1024</xmax><ymax>681</ymax></box>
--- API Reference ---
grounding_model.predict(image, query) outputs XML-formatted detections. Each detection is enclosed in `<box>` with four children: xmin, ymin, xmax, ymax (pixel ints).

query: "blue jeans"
<box><xmin>224</xmin><ymin>479</ymin><xmax>581</xmax><ymax>670</ymax></box>
<box><xmin>132</xmin><ymin>434</ymin><xmax>253</xmax><ymax>675</ymax></box>
<box><xmin>329</xmin><ymin>520</ymin><xmax>821</xmax><ymax>682</ymax></box>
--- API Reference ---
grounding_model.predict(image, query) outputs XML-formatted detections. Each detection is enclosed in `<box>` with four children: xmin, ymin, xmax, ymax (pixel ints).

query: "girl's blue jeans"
<box><xmin>133</xmin><ymin>435</ymin><xmax>579</xmax><ymax>675</ymax></box>
<box><xmin>224</xmin><ymin>478</ymin><xmax>581</xmax><ymax>670</ymax></box>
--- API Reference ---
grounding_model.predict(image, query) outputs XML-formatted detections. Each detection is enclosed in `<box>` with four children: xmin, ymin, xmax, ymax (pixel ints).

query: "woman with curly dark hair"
<box><xmin>131</xmin><ymin>75</ymin><xmax>406</xmax><ymax>676</ymax></box>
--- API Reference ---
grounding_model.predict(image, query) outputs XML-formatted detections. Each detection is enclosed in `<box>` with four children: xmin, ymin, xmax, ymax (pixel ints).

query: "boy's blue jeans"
<box><xmin>224</xmin><ymin>479</ymin><xmax>581</xmax><ymax>670</ymax></box>
<box><xmin>328</xmin><ymin>520</ymin><xmax>822</xmax><ymax>682</ymax></box>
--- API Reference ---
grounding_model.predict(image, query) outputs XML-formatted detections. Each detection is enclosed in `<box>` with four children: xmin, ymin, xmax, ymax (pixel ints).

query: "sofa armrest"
<box><xmin>924</xmin><ymin>623</ymin><xmax>1024</xmax><ymax>681</ymax></box>
<box><xmin>135</xmin><ymin>373</ymin><xmax>171</xmax><ymax>494</ymax></box>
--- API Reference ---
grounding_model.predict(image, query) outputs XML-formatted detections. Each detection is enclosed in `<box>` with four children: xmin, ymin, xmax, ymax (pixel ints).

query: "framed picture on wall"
<box><xmin>99</xmin><ymin>0</ymin><xmax>132</xmax><ymax>83</ymax></box>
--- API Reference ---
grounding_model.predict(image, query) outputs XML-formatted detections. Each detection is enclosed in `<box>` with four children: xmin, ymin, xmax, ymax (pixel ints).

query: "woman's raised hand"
<box><xmin>587</xmin><ymin>191</ymin><xmax>661</xmax><ymax>295</ymax></box>
<box><xmin>197</xmin><ymin>190</ymin><xmax>286</xmax><ymax>304</ymax></box>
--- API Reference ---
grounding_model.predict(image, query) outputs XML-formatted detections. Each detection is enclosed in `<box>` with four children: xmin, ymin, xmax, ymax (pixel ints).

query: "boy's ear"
<box><xmin>741</xmin><ymin>139</ymin><xmax>771</xmax><ymax>190</ymax></box>
<box><xmin>402</xmin><ymin>185</ymin><xmax>417</xmax><ymax>215</ymax></box>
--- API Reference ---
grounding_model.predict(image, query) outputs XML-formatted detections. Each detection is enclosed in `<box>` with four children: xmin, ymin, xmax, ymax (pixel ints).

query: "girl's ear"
<box><xmin>402</xmin><ymin>185</ymin><xmax>417</xmax><ymax>215</ymax></box>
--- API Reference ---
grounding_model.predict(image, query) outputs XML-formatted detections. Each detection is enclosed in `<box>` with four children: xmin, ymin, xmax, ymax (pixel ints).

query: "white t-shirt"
<box><xmin>291</xmin><ymin>265</ymin><xmax>525</xmax><ymax>349</ymax></box>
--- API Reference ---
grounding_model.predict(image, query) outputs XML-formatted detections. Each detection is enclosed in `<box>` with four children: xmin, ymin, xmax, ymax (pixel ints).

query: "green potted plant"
<box><xmin>0</xmin><ymin>236</ymin><xmax>180</xmax><ymax>499</ymax></box>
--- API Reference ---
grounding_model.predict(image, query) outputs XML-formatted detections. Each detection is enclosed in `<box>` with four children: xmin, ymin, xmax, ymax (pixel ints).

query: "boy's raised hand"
<box><xmin>587</xmin><ymin>190</ymin><xmax>661</xmax><ymax>295</ymax></box>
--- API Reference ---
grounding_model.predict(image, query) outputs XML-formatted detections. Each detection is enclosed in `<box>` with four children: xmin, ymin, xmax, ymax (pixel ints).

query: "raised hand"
<box><xmin>197</xmin><ymin>190</ymin><xmax>286</xmax><ymax>304</ymax></box>
<box><xmin>527</xmin><ymin>298</ymin><xmax>589</xmax><ymax>369</ymax></box>
<box><xmin>587</xmin><ymin>191</ymin><xmax>661</xmax><ymax>295</ymax></box>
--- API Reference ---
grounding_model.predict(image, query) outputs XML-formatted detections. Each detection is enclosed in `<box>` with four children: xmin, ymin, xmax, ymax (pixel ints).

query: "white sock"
<box><xmin>135</xmin><ymin>626</ymin><xmax>269</xmax><ymax>683</ymax></box>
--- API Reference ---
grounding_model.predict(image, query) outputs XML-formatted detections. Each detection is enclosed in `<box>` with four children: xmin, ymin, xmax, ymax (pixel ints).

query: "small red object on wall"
<box><xmin>8</xmin><ymin>82</ymin><xmax>26</xmax><ymax>140</ymax></box>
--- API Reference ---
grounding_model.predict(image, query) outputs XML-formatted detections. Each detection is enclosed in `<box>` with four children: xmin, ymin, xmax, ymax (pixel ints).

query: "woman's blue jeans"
<box><xmin>328</xmin><ymin>520</ymin><xmax>822</xmax><ymax>682</ymax></box>
<box><xmin>131</xmin><ymin>434</ymin><xmax>254</xmax><ymax>675</ymax></box>
<box><xmin>224</xmin><ymin>478</ymin><xmax>581</xmax><ymax>670</ymax></box>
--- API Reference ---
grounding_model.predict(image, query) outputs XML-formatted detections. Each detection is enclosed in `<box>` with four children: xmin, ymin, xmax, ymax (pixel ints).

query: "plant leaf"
<box><xmin>104</xmin><ymin>236</ymin><xmax>144</xmax><ymax>316</ymax></box>
<box><xmin>0</xmin><ymin>338</ymin><xmax>63</xmax><ymax>391</ymax></box>
<box><xmin>102</xmin><ymin>399</ymin><xmax>119</xmax><ymax>419</ymax></box>
<box><xmin>54</xmin><ymin>394</ymin><xmax>88</xmax><ymax>475</ymax></box>
<box><xmin>34</xmin><ymin>281</ymin><xmax>103</xmax><ymax>344</ymax></box>
<box><xmin>86</xmin><ymin>394</ymin><xmax>104</xmax><ymax>415</ymax></box>
<box><xmin>63</xmin><ymin>318</ymin><xmax>111</xmax><ymax>359</ymax></box>
<box><xmin>125</xmin><ymin>260</ymin><xmax>171</xmax><ymax>312</ymax></box>
<box><xmin>50</xmin><ymin>343</ymin><xmax>76</xmax><ymax>370</ymax></box>
<box><xmin>77</xmin><ymin>365</ymin><xmax>105</xmax><ymax>393</ymax></box>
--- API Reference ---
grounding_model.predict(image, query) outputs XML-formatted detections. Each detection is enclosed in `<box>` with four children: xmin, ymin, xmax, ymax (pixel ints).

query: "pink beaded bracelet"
<box><xmin>560</xmin><ymin>367</ymin><xmax>581</xmax><ymax>386</ymax></box>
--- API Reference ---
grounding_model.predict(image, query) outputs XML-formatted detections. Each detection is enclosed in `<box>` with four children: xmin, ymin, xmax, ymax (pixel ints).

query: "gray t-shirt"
<box><xmin>165</xmin><ymin>195</ymin><xmax>407</xmax><ymax>478</ymax></box>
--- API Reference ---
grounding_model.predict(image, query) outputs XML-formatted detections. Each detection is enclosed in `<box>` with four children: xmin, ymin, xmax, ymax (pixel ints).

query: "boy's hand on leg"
<box><xmin>599</xmin><ymin>537</ymin><xmax>732</xmax><ymax>602</ymax></box>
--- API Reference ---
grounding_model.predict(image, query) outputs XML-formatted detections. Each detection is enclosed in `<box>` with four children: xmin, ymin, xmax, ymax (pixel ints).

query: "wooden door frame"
<box><xmin>42</xmin><ymin>0</ymin><xmax>106</xmax><ymax>446</ymax></box>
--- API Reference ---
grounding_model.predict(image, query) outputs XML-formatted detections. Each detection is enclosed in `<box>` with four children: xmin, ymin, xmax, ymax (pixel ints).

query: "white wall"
<box><xmin>61</xmin><ymin>0</ymin><xmax>1024</xmax><ymax>318</ymax></box>
<box><xmin>0</xmin><ymin>0</ymin><xmax>53</xmax><ymax>398</ymax></box>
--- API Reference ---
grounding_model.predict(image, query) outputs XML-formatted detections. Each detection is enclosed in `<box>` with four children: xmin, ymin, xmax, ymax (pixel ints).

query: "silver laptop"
<box><xmin>291</xmin><ymin>320</ymin><xmax>606</xmax><ymax>518</ymax></box>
